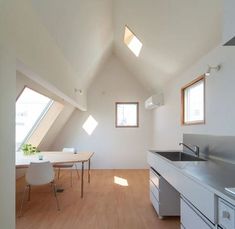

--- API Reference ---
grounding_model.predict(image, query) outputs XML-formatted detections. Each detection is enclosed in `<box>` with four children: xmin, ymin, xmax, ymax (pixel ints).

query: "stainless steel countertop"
<box><xmin>149</xmin><ymin>150</ymin><xmax>235</xmax><ymax>205</ymax></box>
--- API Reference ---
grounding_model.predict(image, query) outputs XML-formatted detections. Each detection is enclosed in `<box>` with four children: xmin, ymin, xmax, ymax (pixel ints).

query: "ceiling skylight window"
<box><xmin>16</xmin><ymin>87</ymin><xmax>53</xmax><ymax>151</ymax></box>
<box><xmin>124</xmin><ymin>26</ymin><xmax>142</xmax><ymax>57</ymax></box>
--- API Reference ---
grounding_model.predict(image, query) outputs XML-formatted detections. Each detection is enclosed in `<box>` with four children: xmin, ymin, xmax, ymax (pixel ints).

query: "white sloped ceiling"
<box><xmin>31</xmin><ymin>0</ymin><xmax>113</xmax><ymax>91</ymax></box>
<box><xmin>31</xmin><ymin>0</ymin><xmax>222</xmax><ymax>94</ymax></box>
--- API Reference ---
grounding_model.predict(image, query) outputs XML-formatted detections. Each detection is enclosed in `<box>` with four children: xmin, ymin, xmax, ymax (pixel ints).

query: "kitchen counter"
<box><xmin>149</xmin><ymin>150</ymin><xmax>235</xmax><ymax>206</ymax></box>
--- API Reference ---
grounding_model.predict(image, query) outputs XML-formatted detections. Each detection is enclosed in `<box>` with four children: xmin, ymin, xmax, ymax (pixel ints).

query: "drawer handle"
<box><xmin>222</xmin><ymin>211</ymin><xmax>231</xmax><ymax>220</ymax></box>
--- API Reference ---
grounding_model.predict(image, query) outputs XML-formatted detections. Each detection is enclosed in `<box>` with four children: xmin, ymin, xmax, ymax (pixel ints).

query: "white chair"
<box><xmin>53</xmin><ymin>148</ymin><xmax>79</xmax><ymax>187</ymax></box>
<box><xmin>19</xmin><ymin>161</ymin><xmax>60</xmax><ymax>216</ymax></box>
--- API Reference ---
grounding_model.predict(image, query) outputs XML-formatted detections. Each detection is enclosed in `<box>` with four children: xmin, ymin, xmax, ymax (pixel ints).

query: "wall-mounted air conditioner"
<box><xmin>145</xmin><ymin>94</ymin><xmax>164</xmax><ymax>109</ymax></box>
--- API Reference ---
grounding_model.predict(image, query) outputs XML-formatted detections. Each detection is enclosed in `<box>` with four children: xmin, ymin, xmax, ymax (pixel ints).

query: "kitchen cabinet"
<box><xmin>149</xmin><ymin>168</ymin><xmax>180</xmax><ymax>218</ymax></box>
<box><xmin>181</xmin><ymin>197</ymin><xmax>214</xmax><ymax>229</ymax></box>
<box><xmin>218</xmin><ymin>198</ymin><xmax>235</xmax><ymax>229</ymax></box>
<box><xmin>148</xmin><ymin>151</ymin><xmax>235</xmax><ymax>228</ymax></box>
<box><xmin>148</xmin><ymin>152</ymin><xmax>216</xmax><ymax>223</ymax></box>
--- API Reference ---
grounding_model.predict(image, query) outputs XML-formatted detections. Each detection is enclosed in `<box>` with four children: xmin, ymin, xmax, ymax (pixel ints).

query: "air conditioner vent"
<box><xmin>145</xmin><ymin>94</ymin><xmax>164</xmax><ymax>109</ymax></box>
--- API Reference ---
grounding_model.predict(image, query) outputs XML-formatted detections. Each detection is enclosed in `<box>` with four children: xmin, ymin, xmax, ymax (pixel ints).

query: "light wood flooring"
<box><xmin>16</xmin><ymin>169</ymin><xmax>180</xmax><ymax>229</ymax></box>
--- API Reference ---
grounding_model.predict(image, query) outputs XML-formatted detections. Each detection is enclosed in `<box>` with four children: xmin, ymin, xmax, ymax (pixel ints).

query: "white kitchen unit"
<box><xmin>148</xmin><ymin>151</ymin><xmax>216</xmax><ymax>223</ymax></box>
<box><xmin>148</xmin><ymin>151</ymin><xmax>235</xmax><ymax>229</ymax></box>
<box><xmin>149</xmin><ymin>168</ymin><xmax>180</xmax><ymax>218</ymax></box>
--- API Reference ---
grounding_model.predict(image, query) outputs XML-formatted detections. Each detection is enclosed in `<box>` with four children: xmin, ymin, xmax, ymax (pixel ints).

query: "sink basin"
<box><xmin>155</xmin><ymin>151</ymin><xmax>206</xmax><ymax>162</ymax></box>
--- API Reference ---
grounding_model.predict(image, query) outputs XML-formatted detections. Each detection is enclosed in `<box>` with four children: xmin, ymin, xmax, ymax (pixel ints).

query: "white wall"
<box><xmin>38</xmin><ymin>107</ymin><xmax>75</xmax><ymax>151</ymax></box>
<box><xmin>52</xmin><ymin>56</ymin><xmax>152</xmax><ymax>168</ymax></box>
<box><xmin>0</xmin><ymin>45</ymin><xmax>16</xmax><ymax>229</ymax></box>
<box><xmin>152</xmin><ymin>46</ymin><xmax>235</xmax><ymax>150</ymax></box>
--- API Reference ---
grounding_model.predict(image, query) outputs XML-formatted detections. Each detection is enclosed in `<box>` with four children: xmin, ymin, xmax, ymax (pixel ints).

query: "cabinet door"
<box><xmin>218</xmin><ymin>198</ymin><xmax>235</xmax><ymax>229</ymax></box>
<box><xmin>181</xmin><ymin>198</ymin><xmax>213</xmax><ymax>229</ymax></box>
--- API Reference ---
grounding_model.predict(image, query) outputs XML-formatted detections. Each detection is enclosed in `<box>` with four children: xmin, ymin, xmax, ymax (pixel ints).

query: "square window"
<box><xmin>115</xmin><ymin>102</ymin><xmax>139</xmax><ymax>127</ymax></box>
<box><xmin>181</xmin><ymin>76</ymin><xmax>205</xmax><ymax>125</ymax></box>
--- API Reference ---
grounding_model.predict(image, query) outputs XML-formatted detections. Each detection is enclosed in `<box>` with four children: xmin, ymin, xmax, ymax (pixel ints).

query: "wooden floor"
<box><xmin>16</xmin><ymin>169</ymin><xmax>180</xmax><ymax>229</ymax></box>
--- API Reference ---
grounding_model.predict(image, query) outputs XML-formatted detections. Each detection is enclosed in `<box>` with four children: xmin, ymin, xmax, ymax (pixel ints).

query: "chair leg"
<box><xmin>19</xmin><ymin>185</ymin><xmax>29</xmax><ymax>217</ymax></box>
<box><xmin>70</xmin><ymin>169</ymin><xmax>72</xmax><ymax>187</ymax></box>
<box><xmin>28</xmin><ymin>185</ymin><xmax>31</xmax><ymax>201</ymax></box>
<box><xmin>58</xmin><ymin>168</ymin><xmax>61</xmax><ymax>180</ymax></box>
<box><xmin>75</xmin><ymin>164</ymin><xmax>80</xmax><ymax>179</ymax></box>
<box><xmin>52</xmin><ymin>182</ymin><xmax>60</xmax><ymax>211</ymax></box>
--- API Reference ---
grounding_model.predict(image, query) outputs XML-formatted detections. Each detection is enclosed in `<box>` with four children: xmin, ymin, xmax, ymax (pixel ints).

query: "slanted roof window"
<box><xmin>15</xmin><ymin>87</ymin><xmax>53</xmax><ymax>151</ymax></box>
<box><xmin>124</xmin><ymin>26</ymin><xmax>142</xmax><ymax>57</ymax></box>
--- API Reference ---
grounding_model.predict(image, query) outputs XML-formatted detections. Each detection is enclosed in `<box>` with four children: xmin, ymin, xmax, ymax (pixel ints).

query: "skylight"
<box><xmin>124</xmin><ymin>26</ymin><xmax>142</xmax><ymax>57</ymax></box>
<box><xmin>15</xmin><ymin>87</ymin><xmax>53</xmax><ymax>151</ymax></box>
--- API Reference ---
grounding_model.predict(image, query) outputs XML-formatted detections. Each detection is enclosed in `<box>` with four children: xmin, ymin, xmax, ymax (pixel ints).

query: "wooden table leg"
<box><xmin>81</xmin><ymin>161</ymin><xmax>84</xmax><ymax>198</ymax></box>
<box><xmin>88</xmin><ymin>159</ymin><xmax>91</xmax><ymax>183</ymax></box>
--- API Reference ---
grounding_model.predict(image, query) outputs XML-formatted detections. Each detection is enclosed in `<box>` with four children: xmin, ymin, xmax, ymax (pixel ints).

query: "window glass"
<box><xmin>116</xmin><ymin>103</ymin><xmax>139</xmax><ymax>127</ymax></box>
<box><xmin>182</xmin><ymin>77</ymin><xmax>205</xmax><ymax>125</ymax></box>
<box><xmin>124</xmin><ymin>26</ymin><xmax>142</xmax><ymax>57</ymax></box>
<box><xmin>16</xmin><ymin>87</ymin><xmax>53</xmax><ymax>150</ymax></box>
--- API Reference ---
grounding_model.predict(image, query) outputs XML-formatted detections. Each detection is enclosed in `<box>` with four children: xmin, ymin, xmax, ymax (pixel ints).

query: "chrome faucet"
<box><xmin>179</xmin><ymin>142</ymin><xmax>200</xmax><ymax>157</ymax></box>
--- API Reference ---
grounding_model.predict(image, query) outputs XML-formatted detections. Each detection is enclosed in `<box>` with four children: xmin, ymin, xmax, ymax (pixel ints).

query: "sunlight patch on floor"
<box><xmin>114</xmin><ymin>176</ymin><xmax>128</xmax><ymax>186</ymax></box>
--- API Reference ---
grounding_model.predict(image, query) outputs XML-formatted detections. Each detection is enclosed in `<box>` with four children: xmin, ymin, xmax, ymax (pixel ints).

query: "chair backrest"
<box><xmin>26</xmin><ymin>161</ymin><xmax>54</xmax><ymax>186</ymax></box>
<box><xmin>62</xmin><ymin>148</ymin><xmax>76</xmax><ymax>153</ymax></box>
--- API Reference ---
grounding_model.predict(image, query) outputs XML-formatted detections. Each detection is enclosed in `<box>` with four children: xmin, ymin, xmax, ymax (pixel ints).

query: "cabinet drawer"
<box><xmin>150</xmin><ymin>191</ymin><xmax>159</xmax><ymax>214</ymax></box>
<box><xmin>148</xmin><ymin>152</ymin><xmax>156</xmax><ymax>168</ymax></box>
<box><xmin>150</xmin><ymin>168</ymin><xmax>160</xmax><ymax>189</ymax></box>
<box><xmin>150</xmin><ymin>180</ymin><xmax>159</xmax><ymax>201</ymax></box>
<box><xmin>181</xmin><ymin>198</ymin><xmax>213</xmax><ymax>229</ymax></box>
<box><xmin>218</xmin><ymin>198</ymin><xmax>235</xmax><ymax>229</ymax></box>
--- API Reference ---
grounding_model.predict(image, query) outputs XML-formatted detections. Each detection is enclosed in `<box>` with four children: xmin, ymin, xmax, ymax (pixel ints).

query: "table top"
<box><xmin>16</xmin><ymin>151</ymin><xmax>94</xmax><ymax>168</ymax></box>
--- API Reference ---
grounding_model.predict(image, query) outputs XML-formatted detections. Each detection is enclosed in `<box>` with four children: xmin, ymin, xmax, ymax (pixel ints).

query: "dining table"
<box><xmin>16</xmin><ymin>151</ymin><xmax>94</xmax><ymax>198</ymax></box>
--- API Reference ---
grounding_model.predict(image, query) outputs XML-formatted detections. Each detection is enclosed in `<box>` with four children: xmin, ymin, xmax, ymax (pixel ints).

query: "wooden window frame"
<box><xmin>115</xmin><ymin>102</ymin><xmax>139</xmax><ymax>128</ymax></box>
<box><xmin>181</xmin><ymin>75</ymin><xmax>205</xmax><ymax>125</ymax></box>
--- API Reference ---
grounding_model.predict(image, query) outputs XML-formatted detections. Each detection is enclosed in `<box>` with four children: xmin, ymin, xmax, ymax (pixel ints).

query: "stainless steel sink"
<box><xmin>155</xmin><ymin>151</ymin><xmax>206</xmax><ymax>161</ymax></box>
